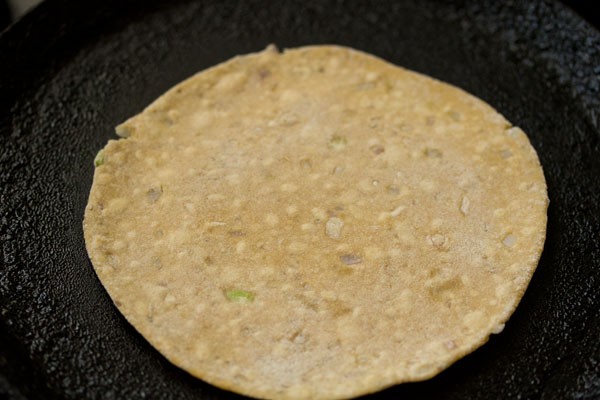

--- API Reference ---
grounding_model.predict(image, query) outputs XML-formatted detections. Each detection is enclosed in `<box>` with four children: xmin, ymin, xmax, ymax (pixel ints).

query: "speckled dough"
<box><xmin>83</xmin><ymin>45</ymin><xmax>548</xmax><ymax>400</ymax></box>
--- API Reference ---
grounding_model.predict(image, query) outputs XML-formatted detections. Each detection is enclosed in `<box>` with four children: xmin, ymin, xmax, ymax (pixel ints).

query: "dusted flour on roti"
<box><xmin>84</xmin><ymin>45</ymin><xmax>548</xmax><ymax>399</ymax></box>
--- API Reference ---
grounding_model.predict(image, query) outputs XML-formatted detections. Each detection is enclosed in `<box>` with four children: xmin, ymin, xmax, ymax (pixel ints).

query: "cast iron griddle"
<box><xmin>1</xmin><ymin>0</ymin><xmax>599</xmax><ymax>399</ymax></box>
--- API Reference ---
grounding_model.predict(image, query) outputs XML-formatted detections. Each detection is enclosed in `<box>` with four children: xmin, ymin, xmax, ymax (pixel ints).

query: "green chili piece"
<box><xmin>94</xmin><ymin>149</ymin><xmax>105</xmax><ymax>167</ymax></box>
<box><xmin>225</xmin><ymin>289</ymin><xmax>255</xmax><ymax>302</ymax></box>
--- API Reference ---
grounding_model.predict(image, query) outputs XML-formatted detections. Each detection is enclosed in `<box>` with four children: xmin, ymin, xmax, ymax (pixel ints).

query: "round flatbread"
<box><xmin>84</xmin><ymin>45</ymin><xmax>548</xmax><ymax>399</ymax></box>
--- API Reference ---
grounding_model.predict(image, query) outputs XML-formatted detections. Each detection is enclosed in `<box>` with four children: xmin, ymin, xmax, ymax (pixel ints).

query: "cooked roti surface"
<box><xmin>84</xmin><ymin>45</ymin><xmax>548</xmax><ymax>399</ymax></box>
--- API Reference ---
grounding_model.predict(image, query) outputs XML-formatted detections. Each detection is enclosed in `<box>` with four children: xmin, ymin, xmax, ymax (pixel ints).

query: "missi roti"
<box><xmin>84</xmin><ymin>45</ymin><xmax>548</xmax><ymax>400</ymax></box>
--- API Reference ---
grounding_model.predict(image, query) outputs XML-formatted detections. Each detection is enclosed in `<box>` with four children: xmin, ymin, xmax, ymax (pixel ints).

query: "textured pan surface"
<box><xmin>1</xmin><ymin>0</ymin><xmax>599</xmax><ymax>399</ymax></box>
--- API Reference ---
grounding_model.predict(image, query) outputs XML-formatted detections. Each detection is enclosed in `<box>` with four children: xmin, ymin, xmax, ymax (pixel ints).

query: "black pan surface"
<box><xmin>1</xmin><ymin>0</ymin><xmax>599</xmax><ymax>399</ymax></box>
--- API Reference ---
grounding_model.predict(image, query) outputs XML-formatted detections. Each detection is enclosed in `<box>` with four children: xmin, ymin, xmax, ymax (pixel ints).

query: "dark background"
<box><xmin>1</xmin><ymin>1</ymin><xmax>9</xmax><ymax>30</ymax></box>
<box><xmin>562</xmin><ymin>0</ymin><xmax>600</xmax><ymax>29</ymax></box>
<box><xmin>1</xmin><ymin>1</ymin><xmax>600</xmax><ymax>31</ymax></box>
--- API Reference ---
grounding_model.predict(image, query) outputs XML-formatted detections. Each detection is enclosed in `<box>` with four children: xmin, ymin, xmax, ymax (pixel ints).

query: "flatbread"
<box><xmin>83</xmin><ymin>45</ymin><xmax>548</xmax><ymax>399</ymax></box>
